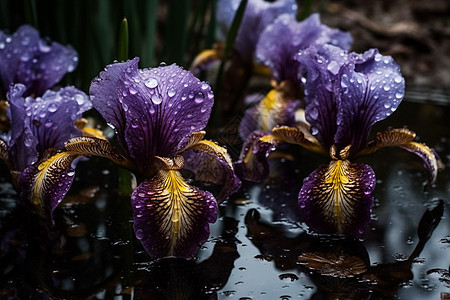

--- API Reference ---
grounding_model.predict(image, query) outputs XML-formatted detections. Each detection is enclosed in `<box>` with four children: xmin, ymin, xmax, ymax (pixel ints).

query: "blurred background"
<box><xmin>1</xmin><ymin>0</ymin><xmax>449</xmax><ymax>102</ymax></box>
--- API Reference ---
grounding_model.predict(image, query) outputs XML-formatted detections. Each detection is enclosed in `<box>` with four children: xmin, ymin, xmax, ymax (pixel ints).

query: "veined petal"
<box><xmin>335</xmin><ymin>49</ymin><xmax>405</xmax><ymax>154</ymax></box>
<box><xmin>19</xmin><ymin>151</ymin><xmax>79</xmax><ymax>218</ymax></box>
<box><xmin>359</xmin><ymin>128</ymin><xmax>443</xmax><ymax>188</ymax></box>
<box><xmin>256</xmin><ymin>13</ymin><xmax>352</xmax><ymax>83</ymax></box>
<box><xmin>64</xmin><ymin>136</ymin><xmax>132</xmax><ymax>169</ymax></box>
<box><xmin>182</xmin><ymin>139</ymin><xmax>242</xmax><ymax>203</ymax></box>
<box><xmin>190</xmin><ymin>44</ymin><xmax>224</xmax><ymax>74</ymax></box>
<box><xmin>271</xmin><ymin>124</ymin><xmax>326</xmax><ymax>155</ymax></box>
<box><xmin>131</xmin><ymin>166</ymin><xmax>218</xmax><ymax>259</ymax></box>
<box><xmin>238</xmin><ymin>88</ymin><xmax>300</xmax><ymax>141</ymax></box>
<box><xmin>235</xmin><ymin>131</ymin><xmax>277</xmax><ymax>182</ymax></box>
<box><xmin>400</xmin><ymin>142</ymin><xmax>444</xmax><ymax>189</ymax></box>
<box><xmin>217</xmin><ymin>0</ymin><xmax>297</xmax><ymax>61</ymax></box>
<box><xmin>295</xmin><ymin>45</ymin><xmax>350</xmax><ymax>149</ymax></box>
<box><xmin>298</xmin><ymin>160</ymin><xmax>375</xmax><ymax>236</ymax></box>
<box><xmin>91</xmin><ymin>58</ymin><xmax>214</xmax><ymax>172</ymax></box>
<box><xmin>0</xmin><ymin>25</ymin><xmax>78</xmax><ymax>97</ymax></box>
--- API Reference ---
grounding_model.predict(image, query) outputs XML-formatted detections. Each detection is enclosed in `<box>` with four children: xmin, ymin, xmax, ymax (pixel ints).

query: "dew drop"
<box><xmin>145</xmin><ymin>77</ymin><xmax>158</xmax><ymax>88</ymax></box>
<box><xmin>167</xmin><ymin>89</ymin><xmax>176</xmax><ymax>97</ymax></box>
<box><xmin>74</xmin><ymin>94</ymin><xmax>85</xmax><ymax>105</ymax></box>
<box><xmin>309</xmin><ymin>107</ymin><xmax>319</xmax><ymax>120</ymax></box>
<box><xmin>48</xmin><ymin>102</ymin><xmax>58</xmax><ymax>112</ymax></box>
<box><xmin>383</xmin><ymin>85</ymin><xmax>391</xmax><ymax>91</ymax></box>
<box><xmin>135</xmin><ymin>229</ymin><xmax>144</xmax><ymax>239</ymax></box>
<box><xmin>151</xmin><ymin>95</ymin><xmax>162</xmax><ymax>105</ymax></box>
<box><xmin>395</xmin><ymin>91</ymin><xmax>404</xmax><ymax>99</ymax></box>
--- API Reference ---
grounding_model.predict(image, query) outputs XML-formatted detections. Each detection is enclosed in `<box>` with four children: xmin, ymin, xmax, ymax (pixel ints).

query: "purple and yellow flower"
<box><xmin>0</xmin><ymin>25</ymin><xmax>78</xmax><ymax>98</ymax></box>
<box><xmin>238</xmin><ymin>44</ymin><xmax>443</xmax><ymax>235</ymax></box>
<box><xmin>239</xmin><ymin>13</ymin><xmax>353</xmax><ymax>140</ymax></box>
<box><xmin>0</xmin><ymin>83</ymin><xmax>91</xmax><ymax>213</ymax></box>
<box><xmin>191</xmin><ymin>0</ymin><xmax>297</xmax><ymax>71</ymax></box>
<box><xmin>26</xmin><ymin>58</ymin><xmax>241</xmax><ymax>259</ymax></box>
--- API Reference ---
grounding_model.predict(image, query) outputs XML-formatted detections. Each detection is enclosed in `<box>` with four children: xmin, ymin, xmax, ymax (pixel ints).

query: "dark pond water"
<box><xmin>1</xmin><ymin>97</ymin><xmax>449</xmax><ymax>299</ymax></box>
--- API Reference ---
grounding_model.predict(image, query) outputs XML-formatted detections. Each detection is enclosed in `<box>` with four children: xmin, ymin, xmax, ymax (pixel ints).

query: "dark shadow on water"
<box><xmin>244</xmin><ymin>200</ymin><xmax>444</xmax><ymax>299</ymax></box>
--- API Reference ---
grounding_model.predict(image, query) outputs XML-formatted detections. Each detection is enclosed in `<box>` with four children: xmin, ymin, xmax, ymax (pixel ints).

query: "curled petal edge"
<box><xmin>359</xmin><ymin>128</ymin><xmax>444</xmax><ymax>189</ymax></box>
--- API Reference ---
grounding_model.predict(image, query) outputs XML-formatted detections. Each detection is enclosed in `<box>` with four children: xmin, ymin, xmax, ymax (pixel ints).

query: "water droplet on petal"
<box><xmin>151</xmin><ymin>95</ymin><xmax>162</xmax><ymax>104</ymax></box>
<box><xmin>145</xmin><ymin>77</ymin><xmax>158</xmax><ymax>88</ymax></box>
<box><xmin>167</xmin><ymin>89</ymin><xmax>176</xmax><ymax>97</ymax></box>
<box><xmin>48</xmin><ymin>102</ymin><xmax>58</xmax><ymax>112</ymax></box>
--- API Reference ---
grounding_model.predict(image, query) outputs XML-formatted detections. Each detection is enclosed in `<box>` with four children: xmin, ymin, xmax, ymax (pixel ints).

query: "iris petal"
<box><xmin>238</xmin><ymin>88</ymin><xmax>300</xmax><ymax>140</ymax></box>
<box><xmin>91</xmin><ymin>58</ymin><xmax>214</xmax><ymax>174</ymax></box>
<box><xmin>64</xmin><ymin>136</ymin><xmax>132</xmax><ymax>169</ymax></box>
<box><xmin>0</xmin><ymin>25</ymin><xmax>78</xmax><ymax>97</ymax></box>
<box><xmin>335</xmin><ymin>49</ymin><xmax>405</xmax><ymax>154</ymax></box>
<box><xmin>19</xmin><ymin>151</ymin><xmax>79</xmax><ymax>218</ymax></box>
<box><xmin>217</xmin><ymin>0</ymin><xmax>297</xmax><ymax>61</ymax></box>
<box><xmin>235</xmin><ymin>131</ymin><xmax>276</xmax><ymax>182</ymax></box>
<box><xmin>359</xmin><ymin>128</ymin><xmax>443</xmax><ymax>188</ymax></box>
<box><xmin>399</xmin><ymin>142</ymin><xmax>444</xmax><ymax>189</ymax></box>
<box><xmin>298</xmin><ymin>160</ymin><xmax>375</xmax><ymax>236</ymax></box>
<box><xmin>131</xmin><ymin>162</ymin><xmax>218</xmax><ymax>259</ymax></box>
<box><xmin>271</xmin><ymin>125</ymin><xmax>326</xmax><ymax>155</ymax></box>
<box><xmin>256</xmin><ymin>13</ymin><xmax>352</xmax><ymax>83</ymax></box>
<box><xmin>182</xmin><ymin>139</ymin><xmax>242</xmax><ymax>203</ymax></box>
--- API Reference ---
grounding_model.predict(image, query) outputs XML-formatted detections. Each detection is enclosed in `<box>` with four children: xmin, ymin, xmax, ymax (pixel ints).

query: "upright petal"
<box><xmin>217</xmin><ymin>0</ymin><xmax>297</xmax><ymax>61</ymax></box>
<box><xmin>335</xmin><ymin>49</ymin><xmax>405</xmax><ymax>154</ymax></box>
<box><xmin>131</xmin><ymin>157</ymin><xmax>218</xmax><ymax>259</ymax></box>
<box><xmin>256</xmin><ymin>13</ymin><xmax>352</xmax><ymax>83</ymax></box>
<box><xmin>7</xmin><ymin>83</ymin><xmax>90</xmax><ymax>170</ymax></box>
<box><xmin>90</xmin><ymin>58</ymin><xmax>214</xmax><ymax>173</ymax></box>
<box><xmin>298</xmin><ymin>160</ymin><xmax>376</xmax><ymax>236</ymax></box>
<box><xmin>0</xmin><ymin>25</ymin><xmax>78</xmax><ymax>97</ymax></box>
<box><xmin>295</xmin><ymin>45</ymin><xmax>350</xmax><ymax>150</ymax></box>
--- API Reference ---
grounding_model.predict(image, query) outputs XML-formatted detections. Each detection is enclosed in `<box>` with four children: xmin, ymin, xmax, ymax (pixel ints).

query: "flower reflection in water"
<box><xmin>245</xmin><ymin>199</ymin><xmax>443</xmax><ymax>299</ymax></box>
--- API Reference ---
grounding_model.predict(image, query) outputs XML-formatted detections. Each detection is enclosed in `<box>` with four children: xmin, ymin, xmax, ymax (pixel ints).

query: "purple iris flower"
<box><xmin>238</xmin><ymin>13</ymin><xmax>353</xmax><ymax>141</ymax></box>
<box><xmin>217</xmin><ymin>0</ymin><xmax>298</xmax><ymax>61</ymax></box>
<box><xmin>27</xmin><ymin>58</ymin><xmax>241</xmax><ymax>259</ymax></box>
<box><xmin>238</xmin><ymin>44</ymin><xmax>443</xmax><ymax>236</ymax></box>
<box><xmin>0</xmin><ymin>83</ymin><xmax>90</xmax><ymax>211</ymax></box>
<box><xmin>0</xmin><ymin>25</ymin><xmax>78</xmax><ymax>97</ymax></box>
<box><xmin>191</xmin><ymin>0</ymin><xmax>297</xmax><ymax>72</ymax></box>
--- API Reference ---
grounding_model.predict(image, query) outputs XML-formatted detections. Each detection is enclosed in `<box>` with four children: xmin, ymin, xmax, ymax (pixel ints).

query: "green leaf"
<box><xmin>118</xmin><ymin>17</ymin><xmax>129</xmax><ymax>62</ymax></box>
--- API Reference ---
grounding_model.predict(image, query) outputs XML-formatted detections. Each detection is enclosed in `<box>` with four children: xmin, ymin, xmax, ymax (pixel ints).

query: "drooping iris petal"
<box><xmin>131</xmin><ymin>158</ymin><xmax>218</xmax><ymax>259</ymax></box>
<box><xmin>256</xmin><ymin>13</ymin><xmax>352</xmax><ymax>83</ymax></box>
<box><xmin>399</xmin><ymin>142</ymin><xmax>443</xmax><ymax>189</ymax></box>
<box><xmin>234</xmin><ymin>131</ymin><xmax>277</xmax><ymax>182</ymax></box>
<box><xmin>335</xmin><ymin>49</ymin><xmax>405</xmax><ymax>154</ymax></box>
<box><xmin>19</xmin><ymin>151</ymin><xmax>79</xmax><ymax>217</ymax></box>
<box><xmin>20</xmin><ymin>136</ymin><xmax>131</xmax><ymax>219</ymax></box>
<box><xmin>271</xmin><ymin>124</ymin><xmax>326</xmax><ymax>155</ymax></box>
<box><xmin>238</xmin><ymin>88</ymin><xmax>300</xmax><ymax>140</ymax></box>
<box><xmin>298</xmin><ymin>160</ymin><xmax>376</xmax><ymax>236</ymax></box>
<box><xmin>0</xmin><ymin>25</ymin><xmax>78</xmax><ymax>97</ymax></box>
<box><xmin>358</xmin><ymin>128</ymin><xmax>444</xmax><ymax>188</ymax></box>
<box><xmin>295</xmin><ymin>45</ymin><xmax>350</xmax><ymax>150</ymax></box>
<box><xmin>217</xmin><ymin>0</ymin><xmax>297</xmax><ymax>61</ymax></box>
<box><xmin>90</xmin><ymin>58</ymin><xmax>214</xmax><ymax>174</ymax></box>
<box><xmin>182</xmin><ymin>139</ymin><xmax>242</xmax><ymax>203</ymax></box>
<box><xmin>6</xmin><ymin>83</ymin><xmax>90</xmax><ymax>171</ymax></box>
<box><xmin>64</xmin><ymin>136</ymin><xmax>132</xmax><ymax>169</ymax></box>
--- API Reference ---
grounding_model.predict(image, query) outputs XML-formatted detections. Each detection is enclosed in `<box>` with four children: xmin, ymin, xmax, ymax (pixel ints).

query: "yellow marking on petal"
<box><xmin>323</xmin><ymin>160</ymin><xmax>352</xmax><ymax>233</ymax></box>
<box><xmin>259</xmin><ymin>89</ymin><xmax>282</xmax><ymax>132</ymax></box>
<box><xmin>33</xmin><ymin>152</ymin><xmax>74</xmax><ymax>206</ymax></box>
<box><xmin>81</xmin><ymin>127</ymin><xmax>106</xmax><ymax>139</ymax></box>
